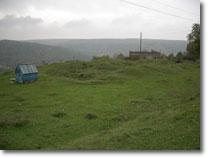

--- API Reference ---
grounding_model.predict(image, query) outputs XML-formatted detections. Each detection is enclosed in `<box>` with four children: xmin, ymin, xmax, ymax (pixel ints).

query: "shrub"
<box><xmin>175</xmin><ymin>52</ymin><xmax>184</xmax><ymax>63</ymax></box>
<box><xmin>168</xmin><ymin>53</ymin><xmax>175</xmax><ymax>60</ymax></box>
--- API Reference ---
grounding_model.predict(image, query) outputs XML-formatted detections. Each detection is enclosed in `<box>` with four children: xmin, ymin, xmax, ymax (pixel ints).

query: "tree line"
<box><xmin>171</xmin><ymin>23</ymin><xmax>200</xmax><ymax>62</ymax></box>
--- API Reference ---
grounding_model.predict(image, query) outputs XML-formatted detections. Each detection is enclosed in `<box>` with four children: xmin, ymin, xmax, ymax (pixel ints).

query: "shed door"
<box><xmin>16</xmin><ymin>68</ymin><xmax>23</xmax><ymax>83</ymax></box>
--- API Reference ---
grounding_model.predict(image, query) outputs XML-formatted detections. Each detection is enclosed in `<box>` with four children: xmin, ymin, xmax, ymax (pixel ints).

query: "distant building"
<box><xmin>15</xmin><ymin>64</ymin><xmax>38</xmax><ymax>83</ymax></box>
<box><xmin>129</xmin><ymin>50</ymin><xmax>161</xmax><ymax>59</ymax></box>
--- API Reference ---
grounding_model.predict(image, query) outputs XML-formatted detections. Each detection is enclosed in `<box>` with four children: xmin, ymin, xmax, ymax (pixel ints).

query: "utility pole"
<box><xmin>140</xmin><ymin>32</ymin><xmax>142</xmax><ymax>53</ymax></box>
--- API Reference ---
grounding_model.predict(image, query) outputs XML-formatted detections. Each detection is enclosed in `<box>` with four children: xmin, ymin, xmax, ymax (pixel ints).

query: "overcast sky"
<box><xmin>0</xmin><ymin>0</ymin><xmax>200</xmax><ymax>40</ymax></box>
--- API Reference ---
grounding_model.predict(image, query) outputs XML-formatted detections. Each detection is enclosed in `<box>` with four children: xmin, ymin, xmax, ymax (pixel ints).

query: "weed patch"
<box><xmin>0</xmin><ymin>117</ymin><xmax>29</xmax><ymax>128</ymax></box>
<box><xmin>48</xmin><ymin>92</ymin><xmax>58</xmax><ymax>97</ymax></box>
<box><xmin>85</xmin><ymin>113</ymin><xmax>97</xmax><ymax>120</ymax></box>
<box><xmin>0</xmin><ymin>92</ymin><xmax>8</xmax><ymax>97</ymax></box>
<box><xmin>111</xmin><ymin>114</ymin><xmax>129</xmax><ymax>122</ymax></box>
<box><xmin>0</xmin><ymin>136</ymin><xmax>9</xmax><ymax>149</ymax></box>
<box><xmin>12</xmin><ymin>96</ymin><xmax>25</xmax><ymax>102</ymax></box>
<box><xmin>52</xmin><ymin>112</ymin><xmax>67</xmax><ymax>118</ymax></box>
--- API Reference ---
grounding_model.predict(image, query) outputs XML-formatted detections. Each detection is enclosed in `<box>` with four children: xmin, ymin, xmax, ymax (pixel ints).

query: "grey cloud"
<box><xmin>0</xmin><ymin>0</ymin><xmax>200</xmax><ymax>40</ymax></box>
<box><xmin>112</xmin><ymin>14</ymin><xmax>144</xmax><ymax>26</ymax></box>
<box><xmin>0</xmin><ymin>0</ymin><xmax>30</xmax><ymax>11</ymax></box>
<box><xmin>0</xmin><ymin>15</ymin><xmax>43</xmax><ymax>28</ymax></box>
<box><xmin>64</xmin><ymin>19</ymin><xmax>92</xmax><ymax>28</ymax></box>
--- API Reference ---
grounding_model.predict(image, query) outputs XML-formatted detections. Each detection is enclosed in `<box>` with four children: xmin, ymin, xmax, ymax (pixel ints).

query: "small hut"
<box><xmin>15</xmin><ymin>64</ymin><xmax>38</xmax><ymax>83</ymax></box>
<box><xmin>129</xmin><ymin>50</ymin><xmax>161</xmax><ymax>59</ymax></box>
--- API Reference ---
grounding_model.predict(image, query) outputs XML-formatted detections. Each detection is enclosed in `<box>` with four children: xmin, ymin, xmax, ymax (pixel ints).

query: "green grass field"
<box><xmin>0</xmin><ymin>58</ymin><xmax>200</xmax><ymax>150</ymax></box>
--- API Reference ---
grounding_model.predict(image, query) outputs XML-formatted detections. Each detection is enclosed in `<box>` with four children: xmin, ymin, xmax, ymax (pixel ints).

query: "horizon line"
<box><xmin>0</xmin><ymin>38</ymin><xmax>187</xmax><ymax>41</ymax></box>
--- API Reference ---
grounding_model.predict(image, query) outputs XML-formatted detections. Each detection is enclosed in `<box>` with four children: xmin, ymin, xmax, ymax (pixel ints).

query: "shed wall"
<box><xmin>22</xmin><ymin>73</ymin><xmax>38</xmax><ymax>82</ymax></box>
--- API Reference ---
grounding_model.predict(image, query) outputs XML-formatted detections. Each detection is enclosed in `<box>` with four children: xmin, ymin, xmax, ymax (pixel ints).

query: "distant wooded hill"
<box><xmin>0</xmin><ymin>39</ymin><xmax>187</xmax><ymax>71</ymax></box>
<box><xmin>0</xmin><ymin>40</ymin><xmax>89</xmax><ymax>71</ymax></box>
<box><xmin>28</xmin><ymin>39</ymin><xmax>187</xmax><ymax>57</ymax></box>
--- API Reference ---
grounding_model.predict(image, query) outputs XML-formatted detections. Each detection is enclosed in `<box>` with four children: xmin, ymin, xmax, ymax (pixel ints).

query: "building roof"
<box><xmin>129</xmin><ymin>51</ymin><xmax>161</xmax><ymax>56</ymax></box>
<box><xmin>17</xmin><ymin>64</ymin><xmax>38</xmax><ymax>74</ymax></box>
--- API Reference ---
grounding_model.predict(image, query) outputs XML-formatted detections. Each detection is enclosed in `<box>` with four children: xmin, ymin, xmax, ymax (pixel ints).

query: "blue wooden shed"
<box><xmin>15</xmin><ymin>64</ymin><xmax>38</xmax><ymax>83</ymax></box>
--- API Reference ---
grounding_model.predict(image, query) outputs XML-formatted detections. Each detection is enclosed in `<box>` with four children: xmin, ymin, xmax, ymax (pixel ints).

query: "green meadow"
<box><xmin>0</xmin><ymin>58</ymin><xmax>200</xmax><ymax>150</ymax></box>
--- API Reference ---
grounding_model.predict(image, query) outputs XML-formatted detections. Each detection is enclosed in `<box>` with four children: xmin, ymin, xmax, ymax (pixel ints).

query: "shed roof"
<box><xmin>17</xmin><ymin>64</ymin><xmax>38</xmax><ymax>74</ymax></box>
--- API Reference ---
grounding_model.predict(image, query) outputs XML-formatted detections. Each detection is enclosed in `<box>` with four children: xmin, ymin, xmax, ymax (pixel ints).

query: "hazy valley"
<box><xmin>0</xmin><ymin>39</ymin><xmax>187</xmax><ymax>71</ymax></box>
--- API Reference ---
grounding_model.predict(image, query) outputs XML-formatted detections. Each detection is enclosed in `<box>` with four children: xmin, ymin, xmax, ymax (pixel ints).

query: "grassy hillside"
<box><xmin>0</xmin><ymin>58</ymin><xmax>200</xmax><ymax>150</ymax></box>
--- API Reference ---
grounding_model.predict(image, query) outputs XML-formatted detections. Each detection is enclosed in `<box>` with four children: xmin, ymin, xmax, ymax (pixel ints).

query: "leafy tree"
<box><xmin>168</xmin><ymin>53</ymin><xmax>174</xmax><ymax>60</ymax></box>
<box><xmin>176</xmin><ymin>52</ymin><xmax>183</xmax><ymax>59</ymax></box>
<box><xmin>115</xmin><ymin>53</ymin><xmax>125</xmax><ymax>59</ymax></box>
<box><xmin>186</xmin><ymin>23</ymin><xmax>200</xmax><ymax>60</ymax></box>
<box><xmin>175</xmin><ymin>52</ymin><xmax>184</xmax><ymax>63</ymax></box>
